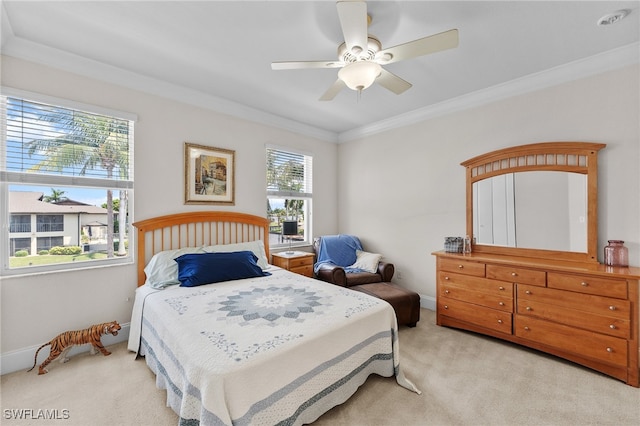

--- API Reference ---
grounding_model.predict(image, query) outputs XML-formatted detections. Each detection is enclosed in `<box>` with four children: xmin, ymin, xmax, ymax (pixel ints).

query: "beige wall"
<box><xmin>338</xmin><ymin>64</ymin><xmax>639</xmax><ymax>306</ymax></box>
<box><xmin>0</xmin><ymin>56</ymin><xmax>339</xmax><ymax>362</ymax></box>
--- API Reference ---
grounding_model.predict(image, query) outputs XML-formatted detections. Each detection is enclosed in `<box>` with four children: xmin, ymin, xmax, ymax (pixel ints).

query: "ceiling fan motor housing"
<box><xmin>338</xmin><ymin>36</ymin><xmax>382</xmax><ymax>63</ymax></box>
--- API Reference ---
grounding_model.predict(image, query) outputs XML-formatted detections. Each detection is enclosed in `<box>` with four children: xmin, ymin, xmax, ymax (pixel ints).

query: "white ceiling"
<box><xmin>1</xmin><ymin>1</ymin><xmax>639</xmax><ymax>142</ymax></box>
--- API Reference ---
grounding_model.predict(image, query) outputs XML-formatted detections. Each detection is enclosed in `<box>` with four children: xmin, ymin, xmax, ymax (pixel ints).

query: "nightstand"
<box><xmin>271</xmin><ymin>251</ymin><xmax>315</xmax><ymax>277</ymax></box>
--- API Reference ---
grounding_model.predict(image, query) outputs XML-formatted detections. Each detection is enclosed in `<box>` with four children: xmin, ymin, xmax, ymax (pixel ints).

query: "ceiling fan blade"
<box><xmin>271</xmin><ymin>61</ymin><xmax>344</xmax><ymax>70</ymax></box>
<box><xmin>376</xmin><ymin>68</ymin><xmax>412</xmax><ymax>95</ymax></box>
<box><xmin>377</xmin><ymin>29</ymin><xmax>459</xmax><ymax>64</ymax></box>
<box><xmin>319</xmin><ymin>79</ymin><xmax>346</xmax><ymax>101</ymax></box>
<box><xmin>336</xmin><ymin>1</ymin><xmax>368</xmax><ymax>56</ymax></box>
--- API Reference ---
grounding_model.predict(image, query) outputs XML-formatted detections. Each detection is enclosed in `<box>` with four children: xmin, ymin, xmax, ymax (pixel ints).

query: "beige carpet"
<box><xmin>2</xmin><ymin>309</ymin><xmax>639</xmax><ymax>426</ymax></box>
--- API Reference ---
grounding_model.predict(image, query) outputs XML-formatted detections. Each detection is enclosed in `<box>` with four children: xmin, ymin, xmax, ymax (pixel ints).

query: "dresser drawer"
<box><xmin>287</xmin><ymin>256</ymin><xmax>313</xmax><ymax>268</ymax></box>
<box><xmin>290</xmin><ymin>264</ymin><xmax>313</xmax><ymax>277</ymax></box>
<box><xmin>439</xmin><ymin>298</ymin><xmax>512</xmax><ymax>334</ymax></box>
<box><xmin>439</xmin><ymin>271</ymin><xmax>513</xmax><ymax>295</ymax></box>
<box><xmin>515</xmin><ymin>315</ymin><xmax>628</xmax><ymax>367</ymax></box>
<box><xmin>440</xmin><ymin>281</ymin><xmax>512</xmax><ymax>312</ymax></box>
<box><xmin>517</xmin><ymin>284</ymin><xmax>630</xmax><ymax>320</ymax></box>
<box><xmin>487</xmin><ymin>264</ymin><xmax>546</xmax><ymax>287</ymax></box>
<box><xmin>547</xmin><ymin>272</ymin><xmax>628</xmax><ymax>299</ymax></box>
<box><xmin>438</xmin><ymin>258</ymin><xmax>485</xmax><ymax>277</ymax></box>
<box><xmin>516</xmin><ymin>298</ymin><xmax>630</xmax><ymax>339</ymax></box>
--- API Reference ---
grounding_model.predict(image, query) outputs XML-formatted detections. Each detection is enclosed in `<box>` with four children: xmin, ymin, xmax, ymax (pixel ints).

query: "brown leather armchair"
<box><xmin>313</xmin><ymin>237</ymin><xmax>394</xmax><ymax>287</ymax></box>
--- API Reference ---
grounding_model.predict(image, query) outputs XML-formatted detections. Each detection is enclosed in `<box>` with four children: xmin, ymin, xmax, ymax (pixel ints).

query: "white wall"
<box><xmin>0</xmin><ymin>56</ymin><xmax>338</xmax><ymax>371</ymax></box>
<box><xmin>338</xmin><ymin>64</ymin><xmax>640</xmax><ymax>307</ymax></box>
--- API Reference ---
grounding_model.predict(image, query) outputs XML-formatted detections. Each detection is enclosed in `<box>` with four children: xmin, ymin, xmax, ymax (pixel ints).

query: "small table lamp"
<box><xmin>282</xmin><ymin>220</ymin><xmax>298</xmax><ymax>254</ymax></box>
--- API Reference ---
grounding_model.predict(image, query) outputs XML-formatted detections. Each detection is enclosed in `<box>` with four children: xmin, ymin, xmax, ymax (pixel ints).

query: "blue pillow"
<box><xmin>175</xmin><ymin>251</ymin><xmax>271</xmax><ymax>287</ymax></box>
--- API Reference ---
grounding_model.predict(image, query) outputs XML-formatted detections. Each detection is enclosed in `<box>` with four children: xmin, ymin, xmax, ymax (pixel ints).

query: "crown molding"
<box><xmin>0</xmin><ymin>35</ymin><xmax>338</xmax><ymax>144</ymax></box>
<box><xmin>338</xmin><ymin>42</ymin><xmax>639</xmax><ymax>143</ymax></box>
<box><xmin>2</xmin><ymin>21</ymin><xmax>637</xmax><ymax>146</ymax></box>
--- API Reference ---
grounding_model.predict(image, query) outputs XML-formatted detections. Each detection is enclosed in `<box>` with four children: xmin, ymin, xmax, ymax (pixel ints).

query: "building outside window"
<box><xmin>1</xmin><ymin>91</ymin><xmax>135</xmax><ymax>274</ymax></box>
<box><xmin>266</xmin><ymin>146</ymin><xmax>312</xmax><ymax>249</ymax></box>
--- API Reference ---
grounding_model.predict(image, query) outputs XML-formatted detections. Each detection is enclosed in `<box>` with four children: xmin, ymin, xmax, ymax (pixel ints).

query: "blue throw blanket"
<box><xmin>314</xmin><ymin>234</ymin><xmax>364</xmax><ymax>274</ymax></box>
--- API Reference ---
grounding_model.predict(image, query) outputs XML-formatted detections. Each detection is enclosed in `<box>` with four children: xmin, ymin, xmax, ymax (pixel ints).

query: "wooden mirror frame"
<box><xmin>461</xmin><ymin>141</ymin><xmax>606</xmax><ymax>263</ymax></box>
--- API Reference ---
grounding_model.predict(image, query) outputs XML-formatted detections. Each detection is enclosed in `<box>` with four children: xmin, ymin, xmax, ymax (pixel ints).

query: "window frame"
<box><xmin>266</xmin><ymin>145</ymin><xmax>313</xmax><ymax>250</ymax></box>
<box><xmin>1</xmin><ymin>88</ymin><xmax>137</xmax><ymax>276</ymax></box>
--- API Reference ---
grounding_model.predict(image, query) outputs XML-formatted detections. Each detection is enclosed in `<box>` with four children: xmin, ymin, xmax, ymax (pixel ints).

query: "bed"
<box><xmin>127</xmin><ymin>211</ymin><xmax>420</xmax><ymax>425</ymax></box>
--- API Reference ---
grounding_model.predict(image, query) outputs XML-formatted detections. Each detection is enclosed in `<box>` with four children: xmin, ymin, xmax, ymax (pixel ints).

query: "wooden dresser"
<box><xmin>271</xmin><ymin>251</ymin><xmax>315</xmax><ymax>277</ymax></box>
<box><xmin>433</xmin><ymin>251</ymin><xmax>640</xmax><ymax>387</ymax></box>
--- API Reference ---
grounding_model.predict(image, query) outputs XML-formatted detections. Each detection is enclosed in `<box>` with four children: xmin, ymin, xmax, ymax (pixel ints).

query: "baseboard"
<box><xmin>419</xmin><ymin>294</ymin><xmax>436</xmax><ymax>311</ymax></box>
<box><xmin>0</xmin><ymin>323</ymin><xmax>130</xmax><ymax>376</ymax></box>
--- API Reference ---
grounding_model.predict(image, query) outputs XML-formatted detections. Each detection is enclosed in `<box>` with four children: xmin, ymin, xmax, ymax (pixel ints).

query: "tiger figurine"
<box><xmin>28</xmin><ymin>321</ymin><xmax>121</xmax><ymax>375</ymax></box>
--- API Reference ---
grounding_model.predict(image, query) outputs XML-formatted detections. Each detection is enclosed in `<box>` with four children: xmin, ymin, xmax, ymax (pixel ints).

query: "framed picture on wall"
<box><xmin>184</xmin><ymin>142</ymin><xmax>235</xmax><ymax>205</ymax></box>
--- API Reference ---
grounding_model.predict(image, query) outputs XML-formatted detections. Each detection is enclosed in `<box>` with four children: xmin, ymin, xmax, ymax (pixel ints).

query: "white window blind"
<box><xmin>266</xmin><ymin>147</ymin><xmax>312</xmax><ymax>197</ymax></box>
<box><xmin>2</xmin><ymin>96</ymin><xmax>133</xmax><ymax>188</ymax></box>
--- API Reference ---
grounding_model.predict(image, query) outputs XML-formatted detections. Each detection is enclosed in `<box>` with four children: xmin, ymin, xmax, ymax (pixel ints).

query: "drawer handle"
<box><xmin>443</xmin><ymin>305</ymin><xmax>448</xmax><ymax>310</ymax></box>
<box><xmin>524</xmin><ymin>326</ymin><xmax>530</xmax><ymax>331</ymax></box>
<box><xmin>609</xmin><ymin>324</ymin><xmax>616</xmax><ymax>330</ymax></box>
<box><xmin>609</xmin><ymin>306</ymin><xmax>616</xmax><ymax>311</ymax></box>
<box><xmin>511</xmin><ymin>272</ymin><xmax>517</xmax><ymax>277</ymax></box>
<box><xmin>606</xmin><ymin>347</ymin><xmax>613</xmax><ymax>353</ymax></box>
<box><xmin>525</xmin><ymin>290</ymin><xmax>532</xmax><ymax>295</ymax></box>
<box><xmin>444</xmin><ymin>290</ymin><xmax>450</xmax><ymax>294</ymax></box>
<box><xmin>581</xmin><ymin>282</ymin><xmax>588</xmax><ymax>287</ymax></box>
<box><xmin>458</xmin><ymin>264</ymin><xmax>464</xmax><ymax>269</ymax></box>
<box><xmin>499</xmin><ymin>286</ymin><xmax>505</xmax><ymax>291</ymax></box>
<box><xmin>499</xmin><ymin>302</ymin><xmax>505</xmax><ymax>306</ymax></box>
<box><xmin>497</xmin><ymin>319</ymin><xmax>503</xmax><ymax>324</ymax></box>
<box><xmin>444</xmin><ymin>276</ymin><xmax>450</xmax><ymax>280</ymax></box>
<box><xmin>525</xmin><ymin>306</ymin><xmax>532</xmax><ymax>311</ymax></box>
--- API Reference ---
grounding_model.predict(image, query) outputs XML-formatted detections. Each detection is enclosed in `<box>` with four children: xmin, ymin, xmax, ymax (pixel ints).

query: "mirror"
<box><xmin>473</xmin><ymin>171</ymin><xmax>587</xmax><ymax>252</ymax></box>
<box><xmin>462</xmin><ymin>142</ymin><xmax>605</xmax><ymax>263</ymax></box>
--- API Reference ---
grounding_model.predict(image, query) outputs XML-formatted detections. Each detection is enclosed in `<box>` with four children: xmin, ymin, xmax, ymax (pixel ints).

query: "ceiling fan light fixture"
<box><xmin>338</xmin><ymin>61</ymin><xmax>382</xmax><ymax>91</ymax></box>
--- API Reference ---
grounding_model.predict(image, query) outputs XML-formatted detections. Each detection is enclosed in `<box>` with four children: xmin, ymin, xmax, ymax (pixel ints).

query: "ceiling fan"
<box><xmin>271</xmin><ymin>0</ymin><xmax>459</xmax><ymax>101</ymax></box>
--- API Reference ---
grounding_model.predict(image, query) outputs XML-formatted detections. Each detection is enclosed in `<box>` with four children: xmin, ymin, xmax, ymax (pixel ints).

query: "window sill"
<box><xmin>0</xmin><ymin>257</ymin><xmax>133</xmax><ymax>280</ymax></box>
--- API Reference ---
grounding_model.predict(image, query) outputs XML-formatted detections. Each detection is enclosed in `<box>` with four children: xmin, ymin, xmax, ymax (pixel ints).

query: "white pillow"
<box><xmin>144</xmin><ymin>246</ymin><xmax>204</xmax><ymax>289</ymax></box>
<box><xmin>348</xmin><ymin>250</ymin><xmax>383</xmax><ymax>273</ymax></box>
<box><xmin>203</xmin><ymin>240</ymin><xmax>269</xmax><ymax>270</ymax></box>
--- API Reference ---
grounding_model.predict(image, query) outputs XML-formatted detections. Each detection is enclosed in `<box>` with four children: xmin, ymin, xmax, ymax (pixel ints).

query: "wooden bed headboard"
<box><xmin>132</xmin><ymin>211</ymin><xmax>270</xmax><ymax>286</ymax></box>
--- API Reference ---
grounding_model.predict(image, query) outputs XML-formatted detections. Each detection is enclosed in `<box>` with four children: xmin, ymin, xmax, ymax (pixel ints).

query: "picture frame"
<box><xmin>184</xmin><ymin>142</ymin><xmax>235</xmax><ymax>205</ymax></box>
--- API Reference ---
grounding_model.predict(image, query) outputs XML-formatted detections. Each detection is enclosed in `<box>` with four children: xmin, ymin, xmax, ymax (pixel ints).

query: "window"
<box><xmin>266</xmin><ymin>146</ymin><xmax>313</xmax><ymax>249</ymax></box>
<box><xmin>10</xmin><ymin>238</ymin><xmax>31</xmax><ymax>256</ymax></box>
<box><xmin>10</xmin><ymin>214</ymin><xmax>30</xmax><ymax>233</ymax></box>
<box><xmin>36</xmin><ymin>215</ymin><xmax>64</xmax><ymax>232</ymax></box>
<box><xmin>1</xmin><ymin>91</ymin><xmax>135</xmax><ymax>274</ymax></box>
<box><xmin>37</xmin><ymin>236</ymin><xmax>64</xmax><ymax>252</ymax></box>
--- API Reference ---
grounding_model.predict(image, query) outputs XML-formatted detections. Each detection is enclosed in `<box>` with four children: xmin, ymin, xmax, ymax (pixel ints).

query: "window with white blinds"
<box><xmin>3</xmin><ymin>97</ymin><xmax>133</xmax><ymax>187</ymax></box>
<box><xmin>266</xmin><ymin>147</ymin><xmax>313</xmax><ymax>249</ymax></box>
<box><xmin>1</xmin><ymin>93</ymin><xmax>135</xmax><ymax>274</ymax></box>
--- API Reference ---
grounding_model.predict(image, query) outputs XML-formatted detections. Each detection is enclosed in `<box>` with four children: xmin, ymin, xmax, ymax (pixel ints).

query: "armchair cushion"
<box><xmin>349</xmin><ymin>250</ymin><xmax>383</xmax><ymax>273</ymax></box>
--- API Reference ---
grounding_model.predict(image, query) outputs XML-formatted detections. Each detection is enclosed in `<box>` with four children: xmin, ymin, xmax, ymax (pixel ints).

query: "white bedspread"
<box><xmin>128</xmin><ymin>267</ymin><xmax>419</xmax><ymax>425</ymax></box>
